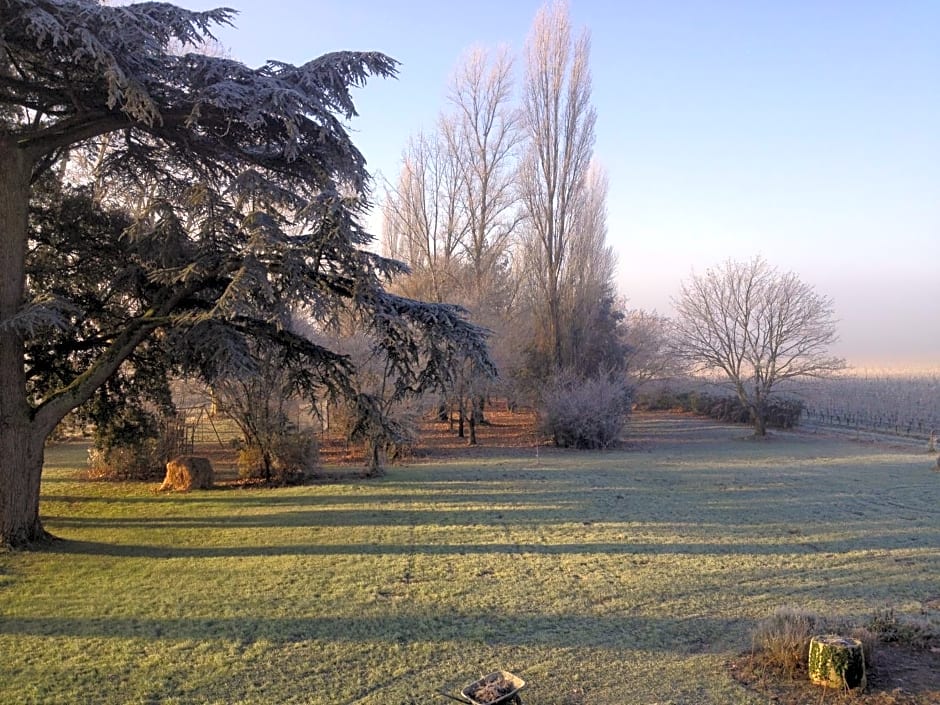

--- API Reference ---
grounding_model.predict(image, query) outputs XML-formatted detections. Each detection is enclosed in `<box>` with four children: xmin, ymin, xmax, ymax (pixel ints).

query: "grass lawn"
<box><xmin>1</xmin><ymin>413</ymin><xmax>938</xmax><ymax>704</ymax></box>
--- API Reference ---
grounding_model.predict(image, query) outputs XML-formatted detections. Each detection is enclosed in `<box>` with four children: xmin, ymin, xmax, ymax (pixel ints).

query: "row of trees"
<box><xmin>381</xmin><ymin>2</ymin><xmax>632</xmax><ymax>439</ymax></box>
<box><xmin>378</xmin><ymin>3</ymin><xmax>845</xmax><ymax>443</ymax></box>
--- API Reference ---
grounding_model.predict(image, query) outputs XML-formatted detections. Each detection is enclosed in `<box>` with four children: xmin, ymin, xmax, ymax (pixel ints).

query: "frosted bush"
<box><xmin>539</xmin><ymin>371</ymin><xmax>632</xmax><ymax>449</ymax></box>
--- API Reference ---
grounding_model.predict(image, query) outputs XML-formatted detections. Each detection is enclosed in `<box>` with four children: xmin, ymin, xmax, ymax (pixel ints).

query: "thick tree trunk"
<box><xmin>0</xmin><ymin>427</ymin><xmax>52</xmax><ymax>547</ymax></box>
<box><xmin>735</xmin><ymin>383</ymin><xmax>767</xmax><ymax>437</ymax></box>
<box><xmin>750</xmin><ymin>404</ymin><xmax>768</xmax><ymax>436</ymax></box>
<box><xmin>365</xmin><ymin>440</ymin><xmax>386</xmax><ymax>477</ymax></box>
<box><xmin>753</xmin><ymin>415</ymin><xmax>767</xmax><ymax>436</ymax></box>
<box><xmin>0</xmin><ymin>141</ymin><xmax>50</xmax><ymax>548</ymax></box>
<box><xmin>476</xmin><ymin>395</ymin><xmax>487</xmax><ymax>425</ymax></box>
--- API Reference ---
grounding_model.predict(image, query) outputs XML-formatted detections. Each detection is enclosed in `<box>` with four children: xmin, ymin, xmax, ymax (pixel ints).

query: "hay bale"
<box><xmin>160</xmin><ymin>456</ymin><xmax>214</xmax><ymax>491</ymax></box>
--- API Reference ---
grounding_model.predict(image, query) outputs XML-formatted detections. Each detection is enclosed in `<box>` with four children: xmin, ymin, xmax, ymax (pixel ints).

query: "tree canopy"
<box><xmin>672</xmin><ymin>256</ymin><xmax>844</xmax><ymax>435</ymax></box>
<box><xmin>0</xmin><ymin>0</ymin><xmax>493</xmax><ymax>548</ymax></box>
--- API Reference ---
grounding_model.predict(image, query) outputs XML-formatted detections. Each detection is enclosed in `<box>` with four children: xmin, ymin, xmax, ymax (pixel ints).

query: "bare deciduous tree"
<box><xmin>622</xmin><ymin>309</ymin><xmax>680</xmax><ymax>388</ymax></box>
<box><xmin>382</xmin><ymin>131</ymin><xmax>467</xmax><ymax>303</ymax></box>
<box><xmin>444</xmin><ymin>45</ymin><xmax>523</xmax><ymax>435</ymax></box>
<box><xmin>558</xmin><ymin>163</ymin><xmax>624</xmax><ymax>372</ymax></box>
<box><xmin>443</xmin><ymin>45</ymin><xmax>522</xmax><ymax>317</ymax></box>
<box><xmin>518</xmin><ymin>0</ymin><xmax>597</xmax><ymax>369</ymax></box>
<box><xmin>672</xmin><ymin>256</ymin><xmax>845</xmax><ymax>435</ymax></box>
<box><xmin>385</xmin><ymin>46</ymin><xmax>524</xmax><ymax>438</ymax></box>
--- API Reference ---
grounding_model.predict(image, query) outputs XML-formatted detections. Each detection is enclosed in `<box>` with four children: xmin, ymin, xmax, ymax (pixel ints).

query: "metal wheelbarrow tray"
<box><xmin>460</xmin><ymin>671</ymin><xmax>526</xmax><ymax>705</ymax></box>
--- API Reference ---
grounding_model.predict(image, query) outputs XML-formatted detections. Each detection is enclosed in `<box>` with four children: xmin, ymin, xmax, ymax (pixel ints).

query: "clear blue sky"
<box><xmin>179</xmin><ymin>0</ymin><xmax>939</xmax><ymax>371</ymax></box>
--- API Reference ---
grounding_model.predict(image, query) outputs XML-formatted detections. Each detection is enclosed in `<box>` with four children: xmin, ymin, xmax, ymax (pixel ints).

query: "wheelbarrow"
<box><xmin>439</xmin><ymin>671</ymin><xmax>526</xmax><ymax>705</ymax></box>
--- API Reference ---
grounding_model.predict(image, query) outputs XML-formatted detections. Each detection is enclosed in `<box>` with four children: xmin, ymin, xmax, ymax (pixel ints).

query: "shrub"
<box><xmin>236</xmin><ymin>445</ymin><xmax>265</xmax><ymax>480</ymax></box>
<box><xmin>539</xmin><ymin>371</ymin><xmax>632</xmax><ymax>449</ymax></box>
<box><xmin>847</xmin><ymin>626</ymin><xmax>876</xmax><ymax>668</ymax></box>
<box><xmin>634</xmin><ymin>388</ymin><xmax>694</xmax><ymax>412</ymax></box>
<box><xmin>867</xmin><ymin>607</ymin><xmax>937</xmax><ymax>649</ymax></box>
<box><xmin>765</xmin><ymin>398</ymin><xmax>805</xmax><ymax>429</ymax></box>
<box><xmin>87</xmin><ymin>441</ymin><xmax>161</xmax><ymax>480</ymax></box>
<box><xmin>237</xmin><ymin>432</ymin><xmax>319</xmax><ymax>484</ymax></box>
<box><xmin>751</xmin><ymin>606</ymin><xmax>824</xmax><ymax>677</ymax></box>
<box><xmin>87</xmin><ymin>413</ymin><xmax>185</xmax><ymax>481</ymax></box>
<box><xmin>690</xmin><ymin>393</ymin><xmax>751</xmax><ymax>424</ymax></box>
<box><xmin>634</xmin><ymin>390</ymin><xmax>804</xmax><ymax>429</ymax></box>
<box><xmin>751</xmin><ymin>607</ymin><xmax>890</xmax><ymax>678</ymax></box>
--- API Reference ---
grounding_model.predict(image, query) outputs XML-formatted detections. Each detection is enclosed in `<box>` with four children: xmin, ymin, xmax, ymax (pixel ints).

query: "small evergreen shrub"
<box><xmin>87</xmin><ymin>412</ymin><xmax>184</xmax><ymax>481</ymax></box>
<box><xmin>87</xmin><ymin>441</ymin><xmax>162</xmax><ymax>481</ymax></box>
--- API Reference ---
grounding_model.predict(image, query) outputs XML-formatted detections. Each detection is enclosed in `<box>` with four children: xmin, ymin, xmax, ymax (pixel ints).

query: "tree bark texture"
<box><xmin>0</xmin><ymin>431</ymin><xmax>51</xmax><ymax>546</ymax></box>
<box><xmin>0</xmin><ymin>141</ymin><xmax>50</xmax><ymax>547</ymax></box>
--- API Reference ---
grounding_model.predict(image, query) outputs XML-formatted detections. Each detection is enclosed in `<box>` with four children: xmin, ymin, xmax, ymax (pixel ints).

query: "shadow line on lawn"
<box><xmin>0</xmin><ymin>610</ymin><xmax>755</xmax><ymax>653</ymax></box>
<box><xmin>41</xmin><ymin>530</ymin><xmax>940</xmax><ymax>559</ymax></box>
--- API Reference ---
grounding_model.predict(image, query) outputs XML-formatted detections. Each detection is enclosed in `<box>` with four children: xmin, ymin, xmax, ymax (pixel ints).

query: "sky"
<box><xmin>177</xmin><ymin>0</ymin><xmax>938</xmax><ymax>371</ymax></box>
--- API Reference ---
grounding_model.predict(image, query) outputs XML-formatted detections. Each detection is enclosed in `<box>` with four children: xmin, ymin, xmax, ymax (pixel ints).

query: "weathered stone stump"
<box><xmin>808</xmin><ymin>634</ymin><xmax>866</xmax><ymax>691</ymax></box>
<box><xmin>160</xmin><ymin>456</ymin><xmax>214</xmax><ymax>491</ymax></box>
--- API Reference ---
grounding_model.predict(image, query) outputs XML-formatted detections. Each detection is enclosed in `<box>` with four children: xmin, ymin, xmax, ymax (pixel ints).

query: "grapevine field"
<box><xmin>794</xmin><ymin>372</ymin><xmax>939</xmax><ymax>443</ymax></box>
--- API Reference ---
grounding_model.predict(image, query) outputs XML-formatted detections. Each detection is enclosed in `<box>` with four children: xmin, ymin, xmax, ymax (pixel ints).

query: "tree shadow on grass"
<box><xmin>42</xmin><ymin>530</ymin><xmax>940</xmax><ymax>560</ymax></box>
<box><xmin>0</xmin><ymin>609</ymin><xmax>754</xmax><ymax>653</ymax></box>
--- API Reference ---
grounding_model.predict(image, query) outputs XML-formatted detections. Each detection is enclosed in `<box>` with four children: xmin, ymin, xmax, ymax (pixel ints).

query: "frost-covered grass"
<box><xmin>1</xmin><ymin>413</ymin><xmax>938</xmax><ymax>704</ymax></box>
